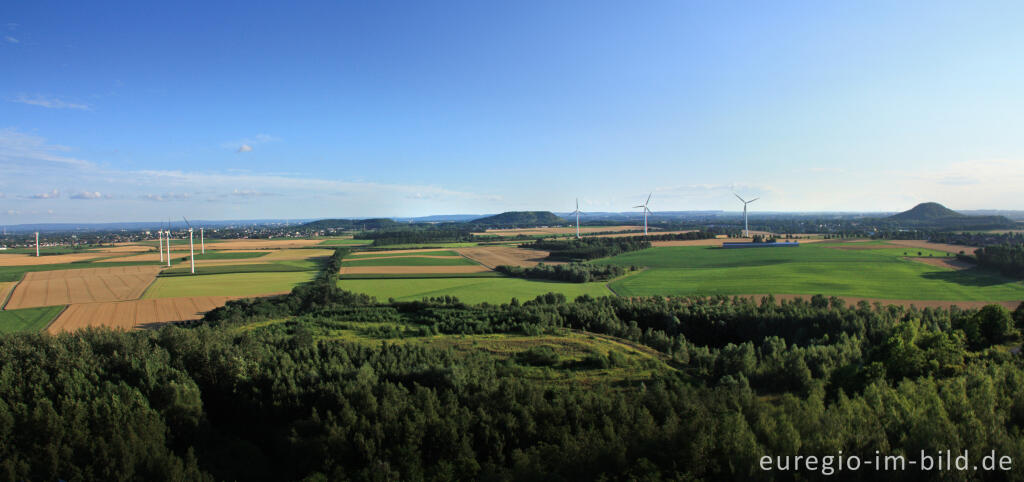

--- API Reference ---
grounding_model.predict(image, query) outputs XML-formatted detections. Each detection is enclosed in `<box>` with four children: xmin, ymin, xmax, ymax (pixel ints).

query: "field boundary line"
<box><xmin>605</xmin><ymin>268</ymin><xmax>646</xmax><ymax>297</ymax></box>
<box><xmin>44</xmin><ymin>304</ymin><xmax>70</xmax><ymax>332</ymax></box>
<box><xmin>138</xmin><ymin>269</ymin><xmax>163</xmax><ymax>299</ymax></box>
<box><xmin>0</xmin><ymin>275</ymin><xmax>25</xmax><ymax>310</ymax></box>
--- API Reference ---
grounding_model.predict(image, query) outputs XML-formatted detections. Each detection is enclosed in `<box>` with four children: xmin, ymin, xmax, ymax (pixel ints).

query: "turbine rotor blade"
<box><xmin>748</xmin><ymin>198</ymin><xmax>759</xmax><ymax>203</ymax></box>
<box><xmin>734</xmin><ymin>193</ymin><xmax>746</xmax><ymax>203</ymax></box>
<box><xmin>646</xmin><ymin>192</ymin><xmax>652</xmax><ymax>205</ymax></box>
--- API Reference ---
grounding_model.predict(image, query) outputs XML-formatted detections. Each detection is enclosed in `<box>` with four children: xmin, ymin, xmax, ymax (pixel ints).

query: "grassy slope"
<box><xmin>143</xmin><ymin>272</ymin><xmax>316</xmax><ymax>298</ymax></box>
<box><xmin>160</xmin><ymin>261</ymin><xmax>321</xmax><ymax>276</ymax></box>
<box><xmin>241</xmin><ymin>319</ymin><xmax>674</xmax><ymax>386</ymax></box>
<box><xmin>169</xmin><ymin>251</ymin><xmax>269</xmax><ymax>261</ymax></box>
<box><xmin>598</xmin><ymin>244</ymin><xmax>1024</xmax><ymax>301</ymax></box>
<box><xmin>0</xmin><ymin>306</ymin><xmax>65</xmax><ymax>334</ymax></box>
<box><xmin>338</xmin><ymin>277</ymin><xmax>612</xmax><ymax>304</ymax></box>
<box><xmin>341</xmin><ymin>256</ymin><xmax>478</xmax><ymax>267</ymax></box>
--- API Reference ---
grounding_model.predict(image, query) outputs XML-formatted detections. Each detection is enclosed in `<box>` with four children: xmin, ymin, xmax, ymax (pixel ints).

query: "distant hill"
<box><xmin>470</xmin><ymin>211</ymin><xmax>566</xmax><ymax>227</ymax></box>
<box><xmin>887</xmin><ymin>203</ymin><xmax>1015</xmax><ymax>229</ymax></box>
<box><xmin>889</xmin><ymin>202</ymin><xmax>963</xmax><ymax>220</ymax></box>
<box><xmin>301</xmin><ymin>218</ymin><xmax>397</xmax><ymax>230</ymax></box>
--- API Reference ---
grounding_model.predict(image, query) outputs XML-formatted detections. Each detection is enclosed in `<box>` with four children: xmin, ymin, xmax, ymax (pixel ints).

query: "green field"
<box><xmin>170</xmin><ymin>251</ymin><xmax>268</xmax><ymax>261</ymax></box>
<box><xmin>137</xmin><ymin>239</ymin><xmax>225</xmax><ymax>247</ymax></box>
<box><xmin>143</xmin><ymin>272</ymin><xmax>316</xmax><ymax>298</ymax></box>
<box><xmin>338</xmin><ymin>277</ymin><xmax>613</xmax><ymax>304</ymax></box>
<box><xmin>1</xmin><ymin>247</ymin><xmax>99</xmax><ymax>255</ymax></box>
<box><xmin>597</xmin><ymin>244</ymin><xmax>1024</xmax><ymax>301</ymax></box>
<box><xmin>341</xmin><ymin>256</ymin><xmax>477</xmax><ymax>267</ymax></box>
<box><xmin>160</xmin><ymin>261</ymin><xmax>321</xmax><ymax>276</ymax></box>
<box><xmin>350</xmin><ymin>250</ymin><xmax>460</xmax><ymax>257</ymax></box>
<box><xmin>0</xmin><ymin>306</ymin><xmax>65</xmax><ymax>334</ymax></box>
<box><xmin>318</xmin><ymin>238</ymin><xmax>373</xmax><ymax>246</ymax></box>
<box><xmin>339</xmin><ymin>272</ymin><xmax>505</xmax><ymax>280</ymax></box>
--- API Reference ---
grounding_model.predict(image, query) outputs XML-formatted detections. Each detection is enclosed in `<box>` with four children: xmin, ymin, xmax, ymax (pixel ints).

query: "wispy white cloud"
<box><xmin>0</xmin><ymin>128</ymin><xmax>93</xmax><ymax>169</ymax></box>
<box><xmin>70</xmin><ymin>191</ymin><xmax>111</xmax><ymax>200</ymax></box>
<box><xmin>11</xmin><ymin>94</ymin><xmax>91</xmax><ymax>110</ymax></box>
<box><xmin>28</xmin><ymin>189</ymin><xmax>60</xmax><ymax>199</ymax></box>
<box><xmin>139</xmin><ymin>193</ymin><xmax>193</xmax><ymax>202</ymax></box>
<box><xmin>225</xmin><ymin>133</ymin><xmax>279</xmax><ymax>153</ymax></box>
<box><xmin>4</xmin><ymin>36</ymin><xmax>18</xmax><ymax>44</ymax></box>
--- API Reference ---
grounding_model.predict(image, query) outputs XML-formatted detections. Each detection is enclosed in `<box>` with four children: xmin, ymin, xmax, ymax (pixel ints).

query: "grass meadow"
<box><xmin>0</xmin><ymin>306</ymin><xmax>65</xmax><ymax>334</ymax></box>
<box><xmin>597</xmin><ymin>243</ymin><xmax>1024</xmax><ymax>300</ymax></box>
<box><xmin>337</xmin><ymin>277</ymin><xmax>613</xmax><ymax>304</ymax></box>
<box><xmin>144</xmin><ymin>272</ymin><xmax>316</xmax><ymax>298</ymax></box>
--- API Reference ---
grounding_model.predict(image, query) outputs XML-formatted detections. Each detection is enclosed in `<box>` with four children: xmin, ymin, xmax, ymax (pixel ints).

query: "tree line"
<box><xmin>495</xmin><ymin>262</ymin><xmax>634</xmax><ymax>283</ymax></box>
<box><xmin>974</xmin><ymin>243</ymin><xmax>1024</xmax><ymax>279</ymax></box>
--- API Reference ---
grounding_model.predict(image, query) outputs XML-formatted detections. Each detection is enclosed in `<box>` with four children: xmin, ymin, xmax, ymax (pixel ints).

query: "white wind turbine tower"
<box><xmin>158</xmin><ymin>227</ymin><xmax>165</xmax><ymax>263</ymax></box>
<box><xmin>571</xmin><ymin>198</ymin><xmax>585</xmax><ymax>239</ymax></box>
<box><xmin>165</xmin><ymin>219</ymin><xmax>172</xmax><ymax>268</ymax></box>
<box><xmin>183</xmin><ymin>217</ymin><xmax>195</xmax><ymax>275</ymax></box>
<box><xmin>35</xmin><ymin>232</ymin><xmax>39</xmax><ymax>257</ymax></box>
<box><xmin>633</xmin><ymin>193</ymin><xmax>652</xmax><ymax>235</ymax></box>
<box><xmin>734</xmin><ymin>193</ymin><xmax>759</xmax><ymax>238</ymax></box>
<box><xmin>200</xmin><ymin>226</ymin><xmax>205</xmax><ymax>254</ymax></box>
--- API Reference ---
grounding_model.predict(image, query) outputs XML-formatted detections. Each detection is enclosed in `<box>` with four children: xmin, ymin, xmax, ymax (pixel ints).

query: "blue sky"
<box><xmin>3</xmin><ymin>1</ymin><xmax>1023</xmax><ymax>223</ymax></box>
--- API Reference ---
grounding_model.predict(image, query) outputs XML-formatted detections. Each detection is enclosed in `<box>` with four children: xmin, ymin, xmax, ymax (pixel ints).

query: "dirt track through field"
<box><xmin>885</xmin><ymin>239</ymin><xmax>978</xmax><ymax>255</ymax></box>
<box><xmin>732</xmin><ymin>294</ymin><xmax>1021</xmax><ymax>310</ymax></box>
<box><xmin>340</xmin><ymin>266</ymin><xmax>492</xmax><ymax>274</ymax></box>
<box><xmin>456</xmin><ymin>246</ymin><xmax>562</xmax><ymax>268</ymax></box>
<box><xmin>5</xmin><ymin>266</ymin><xmax>162</xmax><ymax>309</ymax></box>
<box><xmin>47</xmin><ymin>296</ymin><xmax>245</xmax><ymax>333</ymax></box>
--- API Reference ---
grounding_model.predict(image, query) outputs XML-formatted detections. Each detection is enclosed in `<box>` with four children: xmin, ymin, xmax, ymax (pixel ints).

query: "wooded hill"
<box><xmin>885</xmin><ymin>202</ymin><xmax>1015</xmax><ymax>230</ymax></box>
<box><xmin>469</xmin><ymin>211</ymin><xmax>566</xmax><ymax>227</ymax></box>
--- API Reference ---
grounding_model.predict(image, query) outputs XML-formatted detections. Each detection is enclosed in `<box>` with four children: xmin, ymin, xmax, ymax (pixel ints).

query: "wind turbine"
<box><xmin>734</xmin><ymin>193</ymin><xmax>759</xmax><ymax>238</ymax></box>
<box><xmin>165</xmin><ymin>219</ymin><xmax>172</xmax><ymax>268</ymax></box>
<box><xmin>183</xmin><ymin>217</ymin><xmax>195</xmax><ymax>275</ymax></box>
<box><xmin>200</xmin><ymin>226</ymin><xmax>205</xmax><ymax>254</ymax></box>
<box><xmin>35</xmin><ymin>232</ymin><xmax>39</xmax><ymax>257</ymax></box>
<box><xmin>158</xmin><ymin>226</ymin><xmax>165</xmax><ymax>263</ymax></box>
<box><xmin>571</xmin><ymin>198</ymin><xmax>585</xmax><ymax>239</ymax></box>
<box><xmin>633</xmin><ymin>193</ymin><xmax>652</xmax><ymax>235</ymax></box>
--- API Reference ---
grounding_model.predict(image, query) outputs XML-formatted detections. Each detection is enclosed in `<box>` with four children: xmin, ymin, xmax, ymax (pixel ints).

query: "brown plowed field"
<box><xmin>340</xmin><ymin>266</ymin><xmax>492</xmax><ymax>274</ymax></box>
<box><xmin>885</xmin><ymin>239</ymin><xmax>978</xmax><ymax>255</ymax></box>
<box><xmin>732</xmin><ymin>294</ymin><xmax>1021</xmax><ymax>310</ymax></box>
<box><xmin>909</xmin><ymin>257</ymin><xmax>974</xmax><ymax>270</ymax></box>
<box><xmin>47</xmin><ymin>296</ymin><xmax>241</xmax><ymax>333</ymax></box>
<box><xmin>5</xmin><ymin>266</ymin><xmax>162</xmax><ymax>309</ymax></box>
<box><xmin>456</xmin><ymin>246</ymin><xmax>561</xmax><ymax>268</ymax></box>
<box><xmin>0</xmin><ymin>253</ymin><xmax>104</xmax><ymax>266</ymax></box>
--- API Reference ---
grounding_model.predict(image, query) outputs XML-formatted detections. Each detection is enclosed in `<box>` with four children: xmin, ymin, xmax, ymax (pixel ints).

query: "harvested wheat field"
<box><xmin>885</xmin><ymin>239</ymin><xmax>978</xmax><ymax>255</ymax></box>
<box><xmin>0</xmin><ymin>253</ymin><xmax>103</xmax><ymax>266</ymax></box>
<box><xmin>93</xmin><ymin>245</ymin><xmax>153</xmax><ymax>253</ymax></box>
<box><xmin>0</xmin><ymin>282</ymin><xmax>15</xmax><ymax>306</ymax></box>
<box><xmin>5</xmin><ymin>266</ymin><xmax>162</xmax><ymax>310</ymax></box>
<box><xmin>733</xmin><ymin>294</ymin><xmax>1021</xmax><ymax>311</ymax></box>
<box><xmin>340</xmin><ymin>265</ymin><xmax>492</xmax><ymax>275</ymax></box>
<box><xmin>456</xmin><ymin>246</ymin><xmax>561</xmax><ymax>268</ymax></box>
<box><xmin>47</xmin><ymin>296</ymin><xmax>241</xmax><ymax>333</ymax></box>
<box><xmin>593</xmin><ymin>230</ymin><xmax>694</xmax><ymax>238</ymax></box>
<box><xmin>206</xmin><ymin>239</ymin><xmax>324</xmax><ymax>249</ymax></box>
<box><xmin>474</xmin><ymin>226</ymin><xmax>640</xmax><ymax>236</ymax></box>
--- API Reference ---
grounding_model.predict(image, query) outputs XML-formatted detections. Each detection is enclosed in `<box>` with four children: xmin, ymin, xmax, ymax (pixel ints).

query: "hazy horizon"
<box><xmin>5</xmin><ymin>1</ymin><xmax>1024</xmax><ymax>223</ymax></box>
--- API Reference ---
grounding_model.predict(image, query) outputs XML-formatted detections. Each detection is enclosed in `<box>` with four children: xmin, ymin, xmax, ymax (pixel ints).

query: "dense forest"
<box><xmin>3</xmin><ymin>248</ymin><xmax>1024</xmax><ymax>479</ymax></box>
<box><xmin>495</xmin><ymin>262</ymin><xmax>633</xmax><ymax>283</ymax></box>
<box><xmin>527</xmin><ymin>237</ymin><xmax>653</xmax><ymax>261</ymax></box>
<box><xmin>355</xmin><ymin>228</ymin><xmax>474</xmax><ymax>246</ymax></box>
<box><xmin>975</xmin><ymin>244</ymin><xmax>1024</xmax><ymax>279</ymax></box>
